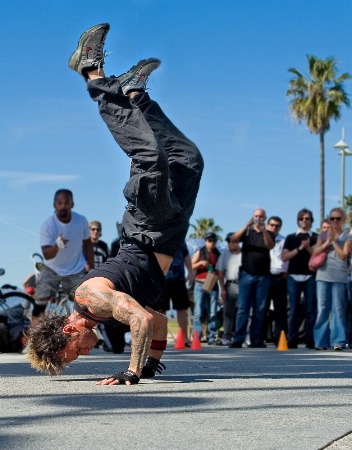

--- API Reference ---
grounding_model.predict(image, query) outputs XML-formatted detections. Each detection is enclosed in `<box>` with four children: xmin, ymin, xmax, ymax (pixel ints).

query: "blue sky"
<box><xmin>2</xmin><ymin>0</ymin><xmax>352</xmax><ymax>286</ymax></box>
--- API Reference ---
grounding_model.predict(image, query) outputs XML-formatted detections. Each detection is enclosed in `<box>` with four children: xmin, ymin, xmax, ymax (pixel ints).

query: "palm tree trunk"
<box><xmin>320</xmin><ymin>132</ymin><xmax>325</xmax><ymax>223</ymax></box>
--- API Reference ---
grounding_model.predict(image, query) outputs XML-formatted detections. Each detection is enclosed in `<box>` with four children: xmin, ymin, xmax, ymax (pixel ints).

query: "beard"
<box><xmin>58</xmin><ymin>210</ymin><xmax>69</xmax><ymax>219</ymax></box>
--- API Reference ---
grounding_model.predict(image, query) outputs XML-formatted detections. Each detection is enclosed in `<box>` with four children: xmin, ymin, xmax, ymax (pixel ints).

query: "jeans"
<box><xmin>287</xmin><ymin>275</ymin><xmax>317</xmax><ymax>346</ymax></box>
<box><xmin>88</xmin><ymin>78</ymin><xmax>204</xmax><ymax>256</ymax></box>
<box><xmin>193</xmin><ymin>281</ymin><xmax>219</xmax><ymax>342</ymax></box>
<box><xmin>314</xmin><ymin>281</ymin><xmax>347</xmax><ymax>348</ymax></box>
<box><xmin>222</xmin><ymin>282</ymin><xmax>238</xmax><ymax>341</ymax></box>
<box><xmin>347</xmin><ymin>282</ymin><xmax>352</xmax><ymax>345</ymax></box>
<box><xmin>234</xmin><ymin>271</ymin><xmax>271</xmax><ymax>345</ymax></box>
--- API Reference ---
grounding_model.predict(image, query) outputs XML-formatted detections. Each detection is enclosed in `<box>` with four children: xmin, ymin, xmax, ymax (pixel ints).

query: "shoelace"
<box><xmin>92</xmin><ymin>50</ymin><xmax>112</xmax><ymax>75</ymax></box>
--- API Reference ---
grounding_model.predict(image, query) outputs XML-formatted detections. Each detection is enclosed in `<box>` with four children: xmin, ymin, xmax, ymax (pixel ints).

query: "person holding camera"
<box><xmin>281</xmin><ymin>208</ymin><xmax>318</xmax><ymax>349</ymax></box>
<box><xmin>228</xmin><ymin>209</ymin><xmax>275</xmax><ymax>348</ymax></box>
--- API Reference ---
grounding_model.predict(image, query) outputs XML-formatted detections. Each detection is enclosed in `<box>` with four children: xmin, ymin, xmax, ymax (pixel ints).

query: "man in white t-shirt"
<box><xmin>33</xmin><ymin>189</ymin><xmax>94</xmax><ymax>321</ymax></box>
<box><xmin>216</xmin><ymin>233</ymin><xmax>242</xmax><ymax>346</ymax></box>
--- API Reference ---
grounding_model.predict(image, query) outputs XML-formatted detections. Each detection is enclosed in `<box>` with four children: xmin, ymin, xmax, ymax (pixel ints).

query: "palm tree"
<box><xmin>188</xmin><ymin>217</ymin><xmax>223</xmax><ymax>240</ymax></box>
<box><xmin>287</xmin><ymin>55</ymin><xmax>351</xmax><ymax>222</ymax></box>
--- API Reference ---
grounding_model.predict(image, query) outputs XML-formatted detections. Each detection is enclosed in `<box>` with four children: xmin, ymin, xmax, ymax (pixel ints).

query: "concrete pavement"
<box><xmin>1</xmin><ymin>344</ymin><xmax>352</xmax><ymax>449</ymax></box>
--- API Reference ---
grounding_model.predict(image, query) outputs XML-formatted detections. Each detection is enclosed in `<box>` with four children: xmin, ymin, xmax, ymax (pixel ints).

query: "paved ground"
<box><xmin>1</xmin><ymin>344</ymin><xmax>352</xmax><ymax>449</ymax></box>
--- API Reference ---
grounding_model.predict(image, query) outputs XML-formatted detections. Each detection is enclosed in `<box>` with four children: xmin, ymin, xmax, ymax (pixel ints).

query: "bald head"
<box><xmin>253</xmin><ymin>209</ymin><xmax>266</xmax><ymax>220</ymax></box>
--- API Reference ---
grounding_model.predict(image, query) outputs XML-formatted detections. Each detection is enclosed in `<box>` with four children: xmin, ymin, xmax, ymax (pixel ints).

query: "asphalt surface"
<box><xmin>1</xmin><ymin>344</ymin><xmax>352</xmax><ymax>450</ymax></box>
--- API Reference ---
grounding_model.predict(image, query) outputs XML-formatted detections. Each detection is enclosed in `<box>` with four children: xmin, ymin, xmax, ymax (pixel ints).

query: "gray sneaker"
<box><xmin>118</xmin><ymin>58</ymin><xmax>161</xmax><ymax>94</ymax></box>
<box><xmin>68</xmin><ymin>23</ymin><xmax>110</xmax><ymax>79</ymax></box>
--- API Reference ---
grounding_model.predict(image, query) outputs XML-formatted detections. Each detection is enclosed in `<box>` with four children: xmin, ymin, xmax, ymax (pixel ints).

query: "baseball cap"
<box><xmin>225</xmin><ymin>232</ymin><xmax>234</xmax><ymax>242</ymax></box>
<box><xmin>204</xmin><ymin>232</ymin><xmax>217</xmax><ymax>241</ymax></box>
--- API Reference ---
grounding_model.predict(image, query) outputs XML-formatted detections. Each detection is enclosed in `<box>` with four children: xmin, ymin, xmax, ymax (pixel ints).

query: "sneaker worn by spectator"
<box><xmin>229</xmin><ymin>341</ymin><xmax>242</xmax><ymax>348</ymax></box>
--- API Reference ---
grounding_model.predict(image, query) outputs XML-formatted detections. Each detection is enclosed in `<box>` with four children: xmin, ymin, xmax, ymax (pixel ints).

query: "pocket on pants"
<box><xmin>123</xmin><ymin>172</ymin><xmax>160</xmax><ymax>211</ymax></box>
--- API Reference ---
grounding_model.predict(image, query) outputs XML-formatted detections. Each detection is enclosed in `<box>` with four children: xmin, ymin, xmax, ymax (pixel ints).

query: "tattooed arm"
<box><xmin>75</xmin><ymin>278</ymin><xmax>153</xmax><ymax>384</ymax></box>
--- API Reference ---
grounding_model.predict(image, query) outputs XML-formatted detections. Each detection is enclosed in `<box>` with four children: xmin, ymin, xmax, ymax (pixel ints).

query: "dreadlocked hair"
<box><xmin>26</xmin><ymin>314</ymin><xmax>70</xmax><ymax>376</ymax></box>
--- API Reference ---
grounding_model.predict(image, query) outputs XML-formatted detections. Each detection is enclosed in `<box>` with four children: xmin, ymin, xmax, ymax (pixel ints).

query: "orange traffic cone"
<box><xmin>277</xmin><ymin>330</ymin><xmax>288</xmax><ymax>351</ymax></box>
<box><xmin>174</xmin><ymin>328</ymin><xmax>186</xmax><ymax>350</ymax></box>
<box><xmin>190</xmin><ymin>330</ymin><xmax>202</xmax><ymax>350</ymax></box>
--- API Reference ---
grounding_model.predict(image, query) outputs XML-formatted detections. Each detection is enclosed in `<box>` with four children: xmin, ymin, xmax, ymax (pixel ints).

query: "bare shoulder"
<box><xmin>75</xmin><ymin>277</ymin><xmax>116</xmax><ymax>319</ymax></box>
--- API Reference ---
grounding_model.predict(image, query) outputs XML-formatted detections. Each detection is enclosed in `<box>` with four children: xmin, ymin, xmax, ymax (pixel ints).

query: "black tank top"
<box><xmin>77</xmin><ymin>243</ymin><xmax>166</xmax><ymax>309</ymax></box>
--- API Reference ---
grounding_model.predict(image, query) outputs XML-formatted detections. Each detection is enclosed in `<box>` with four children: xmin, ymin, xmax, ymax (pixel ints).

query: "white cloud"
<box><xmin>0</xmin><ymin>171</ymin><xmax>80</xmax><ymax>188</ymax></box>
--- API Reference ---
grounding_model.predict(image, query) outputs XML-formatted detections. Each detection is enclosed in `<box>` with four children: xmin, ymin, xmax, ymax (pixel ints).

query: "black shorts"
<box><xmin>160</xmin><ymin>279</ymin><xmax>190</xmax><ymax>311</ymax></box>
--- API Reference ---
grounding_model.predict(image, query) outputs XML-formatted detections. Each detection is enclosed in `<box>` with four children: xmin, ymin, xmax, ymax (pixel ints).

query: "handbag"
<box><xmin>308</xmin><ymin>249</ymin><xmax>327</xmax><ymax>272</ymax></box>
<box><xmin>202</xmin><ymin>272</ymin><xmax>219</xmax><ymax>292</ymax></box>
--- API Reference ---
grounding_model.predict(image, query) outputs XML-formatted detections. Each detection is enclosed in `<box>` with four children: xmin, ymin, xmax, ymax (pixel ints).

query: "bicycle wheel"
<box><xmin>0</xmin><ymin>291</ymin><xmax>35</xmax><ymax>325</ymax></box>
<box><xmin>0</xmin><ymin>291</ymin><xmax>35</xmax><ymax>309</ymax></box>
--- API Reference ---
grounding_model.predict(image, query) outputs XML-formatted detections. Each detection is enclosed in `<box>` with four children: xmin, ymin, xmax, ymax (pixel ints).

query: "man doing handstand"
<box><xmin>26</xmin><ymin>23</ymin><xmax>203</xmax><ymax>385</ymax></box>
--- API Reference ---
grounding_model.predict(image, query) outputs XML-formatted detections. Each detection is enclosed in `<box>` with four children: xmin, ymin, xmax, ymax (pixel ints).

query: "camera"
<box><xmin>253</xmin><ymin>218</ymin><xmax>260</xmax><ymax>225</ymax></box>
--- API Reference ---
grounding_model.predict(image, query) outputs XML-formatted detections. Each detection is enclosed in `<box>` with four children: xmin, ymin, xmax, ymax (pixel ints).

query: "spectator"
<box><xmin>313</xmin><ymin>208</ymin><xmax>352</xmax><ymax>350</ymax></box>
<box><xmin>192</xmin><ymin>232</ymin><xmax>221</xmax><ymax>345</ymax></box>
<box><xmin>281</xmin><ymin>208</ymin><xmax>318</xmax><ymax>349</ymax></box>
<box><xmin>348</xmin><ymin>226</ymin><xmax>352</xmax><ymax>348</ymax></box>
<box><xmin>264</xmin><ymin>216</ymin><xmax>288</xmax><ymax>346</ymax></box>
<box><xmin>229</xmin><ymin>208</ymin><xmax>275</xmax><ymax>348</ymax></box>
<box><xmin>216</xmin><ymin>232</ymin><xmax>241</xmax><ymax>346</ymax></box>
<box><xmin>321</xmin><ymin>220</ymin><xmax>330</xmax><ymax>233</ymax></box>
<box><xmin>158</xmin><ymin>242</ymin><xmax>194</xmax><ymax>345</ymax></box>
<box><xmin>89</xmin><ymin>220</ymin><xmax>109</xmax><ymax>268</ymax></box>
<box><xmin>33</xmin><ymin>189</ymin><xmax>94</xmax><ymax>323</ymax></box>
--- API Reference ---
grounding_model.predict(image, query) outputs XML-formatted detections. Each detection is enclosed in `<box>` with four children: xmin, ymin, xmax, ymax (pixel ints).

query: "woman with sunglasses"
<box><xmin>313</xmin><ymin>207</ymin><xmax>352</xmax><ymax>351</ymax></box>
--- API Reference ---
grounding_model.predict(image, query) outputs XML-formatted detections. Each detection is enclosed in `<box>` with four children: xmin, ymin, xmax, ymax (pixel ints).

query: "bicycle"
<box><xmin>0</xmin><ymin>268</ymin><xmax>35</xmax><ymax>351</ymax></box>
<box><xmin>45</xmin><ymin>282</ymin><xmax>74</xmax><ymax>316</ymax></box>
<box><xmin>26</xmin><ymin>253</ymin><xmax>73</xmax><ymax>317</ymax></box>
<box><xmin>0</xmin><ymin>268</ymin><xmax>35</xmax><ymax>322</ymax></box>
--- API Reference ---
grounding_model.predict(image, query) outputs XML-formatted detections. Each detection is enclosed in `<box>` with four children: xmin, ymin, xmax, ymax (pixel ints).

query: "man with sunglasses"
<box><xmin>282</xmin><ymin>209</ymin><xmax>318</xmax><ymax>349</ymax></box>
<box><xmin>89</xmin><ymin>221</ymin><xmax>109</xmax><ymax>269</ymax></box>
<box><xmin>263</xmin><ymin>216</ymin><xmax>288</xmax><ymax>346</ymax></box>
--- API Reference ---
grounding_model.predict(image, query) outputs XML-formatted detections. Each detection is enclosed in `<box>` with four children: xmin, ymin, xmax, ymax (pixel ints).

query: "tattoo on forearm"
<box><xmin>76</xmin><ymin>285</ymin><xmax>153</xmax><ymax>371</ymax></box>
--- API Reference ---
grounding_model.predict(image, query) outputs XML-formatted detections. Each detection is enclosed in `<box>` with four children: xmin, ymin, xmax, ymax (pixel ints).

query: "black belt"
<box><xmin>226</xmin><ymin>280</ymin><xmax>238</xmax><ymax>284</ymax></box>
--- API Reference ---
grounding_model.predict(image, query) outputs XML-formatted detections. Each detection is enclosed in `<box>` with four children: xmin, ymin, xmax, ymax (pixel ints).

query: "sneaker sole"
<box><xmin>119</xmin><ymin>58</ymin><xmax>161</xmax><ymax>87</ymax></box>
<box><xmin>68</xmin><ymin>23</ymin><xmax>110</xmax><ymax>74</ymax></box>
